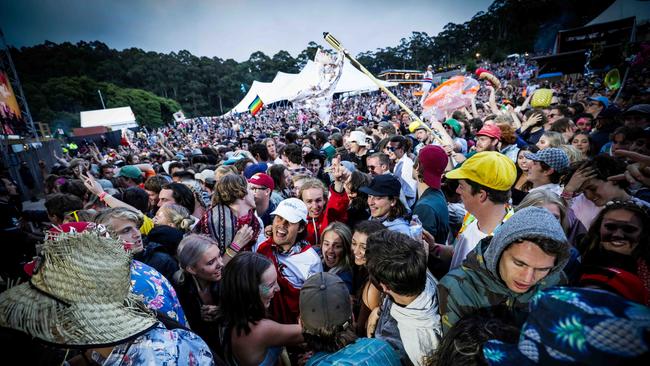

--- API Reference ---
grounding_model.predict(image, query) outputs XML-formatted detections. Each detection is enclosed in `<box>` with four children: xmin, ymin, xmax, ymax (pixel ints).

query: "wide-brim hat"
<box><xmin>0</xmin><ymin>231</ymin><xmax>157</xmax><ymax>347</ymax></box>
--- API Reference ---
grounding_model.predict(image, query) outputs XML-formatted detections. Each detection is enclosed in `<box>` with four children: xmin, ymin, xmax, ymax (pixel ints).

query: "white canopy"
<box><xmin>230</xmin><ymin>58</ymin><xmax>397</xmax><ymax>113</ymax></box>
<box><xmin>587</xmin><ymin>0</ymin><xmax>650</xmax><ymax>26</ymax></box>
<box><xmin>80</xmin><ymin>106</ymin><xmax>138</xmax><ymax>130</ymax></box>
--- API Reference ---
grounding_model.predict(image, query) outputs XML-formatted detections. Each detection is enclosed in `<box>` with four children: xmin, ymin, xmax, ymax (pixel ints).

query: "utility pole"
<box><xmin>98</xmin><ymin>89</ymin><xmax>106</xmax><ymax>109</ymax></box>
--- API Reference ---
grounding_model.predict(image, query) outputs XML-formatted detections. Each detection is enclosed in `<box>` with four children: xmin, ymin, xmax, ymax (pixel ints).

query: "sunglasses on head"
<box><xmin>66</xmin><ymin>210</ymin><xmax>80</xmax><ymax>222</ymax></box>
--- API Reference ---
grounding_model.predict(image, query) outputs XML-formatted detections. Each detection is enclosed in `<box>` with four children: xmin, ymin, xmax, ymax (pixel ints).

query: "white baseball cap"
<box><xmin>348</xmin><ymin>131</ymin><xmax>370</xmax><ymax>147</ymax></box>
<box><xmin>271</xmin><ymin>198</ymin><xmax>308</xmax><ymax>223</ymax></box>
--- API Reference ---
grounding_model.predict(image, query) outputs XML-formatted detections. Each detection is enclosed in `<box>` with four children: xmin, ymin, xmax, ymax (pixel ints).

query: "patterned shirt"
<box><xmin>104</xmin><ymin>322</ymin><xmax>214</xmax><ymax>365</ymax></box>
<box><xmin>307</xmin><ymin>337</ymin><xmax>401</xmax><ymax>366</ymax></box>
<box><xmin>131</xmin><ymin>260</ymin><xmax>188</xmax><ymax>326</ymax></box>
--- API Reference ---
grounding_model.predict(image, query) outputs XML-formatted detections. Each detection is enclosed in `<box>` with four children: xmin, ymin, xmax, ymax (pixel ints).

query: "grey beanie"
<box><xmin>484</xmin><ymin>206</ymin><xmax>569</xmax><ymax>277</ymax></box>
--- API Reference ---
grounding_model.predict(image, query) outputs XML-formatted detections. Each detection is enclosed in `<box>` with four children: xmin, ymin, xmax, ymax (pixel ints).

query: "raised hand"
<box><xmin>563</xmin><ymin>167</ymin><xmax>597</xmax><ymax>194</ymax></box>
<box><xmin>82</xmin><ymin>172</ymin><xmax>104</xmax><ymax>197</ymax></box>
<box><xmin>609</xmin><ymin>150</ymin><xmax>650</xmax><ymax>187</ymax></box>
<box><xmin>232</xmin><ymin>224</ymin><xmax>254</xmax><ymax>248</ymax></box>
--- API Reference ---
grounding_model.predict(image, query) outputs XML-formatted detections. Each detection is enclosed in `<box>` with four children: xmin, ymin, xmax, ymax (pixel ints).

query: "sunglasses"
<box><xmin>602</xmin><ymin>223</ymin><xmax>641</xmax><ymax>234</ymax></box>
<box><xmin>387</xmin><ymin>146</ymin><xmax>401</xmax><ymax>152</ymax></box>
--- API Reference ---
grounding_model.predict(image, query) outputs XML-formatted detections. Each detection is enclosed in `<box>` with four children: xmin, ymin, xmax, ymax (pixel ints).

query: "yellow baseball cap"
<box><xmin>445</xmin><ymin>151</ymin><xmax>516</xmax><ymax>191</ymax></box>
<box><xmin>408</xmin><ymin>121</ymin><xmax>430</xmax><ymax>133</ymax></box>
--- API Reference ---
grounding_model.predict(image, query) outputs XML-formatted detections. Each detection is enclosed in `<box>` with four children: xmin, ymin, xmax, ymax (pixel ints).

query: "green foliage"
<box><xmin>22</xmin><ymin>75</ymin><xmax>180</xmax><ymax>129</ymax></box>
<box><xmin>12</xmin><ymin>41</ymin><xmax>308</xmax><ymax>121</ymax></box>
<box><xmin>352</xmin><ymin>0</ymin><xmax>613</xmax><ymax>73</ymax></box>
<box><xmin>11</xmin><ymin>0</ymin><xmax>613</xmax><ymax>122</ymax></box>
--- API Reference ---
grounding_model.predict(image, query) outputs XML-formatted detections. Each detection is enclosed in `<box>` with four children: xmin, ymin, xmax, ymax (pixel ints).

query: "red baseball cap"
<box><xmin>476</xmin><ymin>124</ymin><xmax>502</xmax><ymax>140</ymax></box>
<box><xmin>418</xmin><ymin>145</ymin><xmax>448</xmax><ymax>189</ymax></box>
<box><xmin>248</xmin><ymin>173</ymin><xmax>274</xmax><ymax>191</ymax></box>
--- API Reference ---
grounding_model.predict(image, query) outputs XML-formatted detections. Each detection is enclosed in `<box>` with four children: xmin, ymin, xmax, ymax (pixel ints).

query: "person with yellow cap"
<box><xmin>408</xmin><ymin>120</ymin><xmax>432</xmax><ymax>155</ymax></box>
<box><xmin>444</xmin><ymin>151</ymin><xmax>517</xmax><ymax>271</ymax></box>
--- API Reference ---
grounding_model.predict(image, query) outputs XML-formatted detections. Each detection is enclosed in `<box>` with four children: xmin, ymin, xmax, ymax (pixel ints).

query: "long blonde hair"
<box><xmin>321</xmin><ymin>222</ymin><xmax>353</xmax><ymax>272</ymax></box>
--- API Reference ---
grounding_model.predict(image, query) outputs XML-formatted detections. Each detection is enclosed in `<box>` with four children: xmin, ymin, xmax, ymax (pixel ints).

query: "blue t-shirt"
<box><xmin>413</xmin><ymin>187</ymin><xmax>450</xmax><ymax>244</ymax></box>
<box><xmin>307</xmin><ymin>337</ymin><xmax>401</xmax><ymax>366</ymax></box>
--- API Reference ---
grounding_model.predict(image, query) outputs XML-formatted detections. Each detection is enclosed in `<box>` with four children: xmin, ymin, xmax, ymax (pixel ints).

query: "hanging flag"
<box><xmin>248</xmin><ymin>95</ymin><xmax>264</xmax><ymax>116</ymax></box>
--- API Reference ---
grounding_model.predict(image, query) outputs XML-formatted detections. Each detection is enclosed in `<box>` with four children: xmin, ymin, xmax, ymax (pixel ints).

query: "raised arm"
<box><xmin>82</xmin><ymin>172</ymin><xmax>141</xmax><ymax>213</ymax></box>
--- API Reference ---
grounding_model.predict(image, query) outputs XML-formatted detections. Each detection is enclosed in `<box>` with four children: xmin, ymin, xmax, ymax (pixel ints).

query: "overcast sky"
<box><xmin>2</xmin><ymin>0</ymin><xmax>493</xmax><ymax>61</ymax></box>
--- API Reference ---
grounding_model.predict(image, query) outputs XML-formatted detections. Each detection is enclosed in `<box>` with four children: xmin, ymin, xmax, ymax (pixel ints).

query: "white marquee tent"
<box><xmin>230</xmin><ymin>59</ymin><xmax>397</xmax><ymax>114</ymax></box>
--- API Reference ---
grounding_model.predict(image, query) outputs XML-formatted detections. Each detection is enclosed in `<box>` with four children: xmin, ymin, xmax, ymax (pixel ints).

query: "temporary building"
<box><xmin>80</xmin><ymin>106</ymin><xmax>138</xmax><ymax>130</ymax></box>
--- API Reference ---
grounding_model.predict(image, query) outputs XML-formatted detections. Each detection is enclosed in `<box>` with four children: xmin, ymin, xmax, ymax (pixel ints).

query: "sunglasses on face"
<box><xmin>388</xmin><ymin>146</ymin><xmax>401</xmax><ymax>152</ymax></box>
<box><xmin>602</xmin><ymin>223</ymin><xmax>641</xmax><ymax>234</ymax></box>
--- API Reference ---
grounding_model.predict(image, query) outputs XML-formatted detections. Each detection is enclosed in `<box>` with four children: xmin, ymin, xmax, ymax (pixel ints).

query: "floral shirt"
<box><xmin>131</xmin><ymin>260</ymin><xmax>188</xmax><ymax>326</ymax></box>
<box><xmin>104</xmin><ymin>323</ymin><xmax>214</xmax><ymax>365</ymax></box>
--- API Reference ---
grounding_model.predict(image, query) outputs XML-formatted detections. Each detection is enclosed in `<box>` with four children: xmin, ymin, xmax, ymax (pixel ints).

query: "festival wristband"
<box><xmin>560</xmin><ymin>191</ymin><xmax>575</xmax><ymax>200</ymax></box>
<box><xmin>229</xmin><ymin>241</ymin><xmax>242</xmax><ymax>252</ymax></box>
<box><xmin>99</xmin><ymin>192</ymin><xmax>108</xmax><ymax>202</ymax></box>
<box><xmin>225</xmin><ymin>247</ymin><xmax>238</xmax><ymax>257</ymax></box>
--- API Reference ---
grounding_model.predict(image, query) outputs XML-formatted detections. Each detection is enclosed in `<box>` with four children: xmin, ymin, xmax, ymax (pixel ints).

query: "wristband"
<box><xmin>229</xmin><ymin>241</ymin><xmax>242</xmax><ymax>252</ymax></box>
<box><xmin>560</xmin><ymin>191</ymin><xmax>575</xmax><ymax>200</ymax></box>
<box><xmin>99</xmin><ymin>192</ymin><xmax>108</xmax><ymax>202</ymax></box>
<box><xmin>225</xmin><ymin>247</ymin><xmax>237</xmax><ymax>257</ymax></box>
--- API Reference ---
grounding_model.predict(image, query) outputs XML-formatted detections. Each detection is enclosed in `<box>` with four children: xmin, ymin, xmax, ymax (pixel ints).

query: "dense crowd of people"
<box><xmin>1</xmin><ymin>55</ymin><xmax>650</xmax><ymax>365</ymax></box>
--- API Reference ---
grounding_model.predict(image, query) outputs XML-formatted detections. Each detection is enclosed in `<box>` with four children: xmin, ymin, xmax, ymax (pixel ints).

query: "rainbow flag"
<box><xmin>248</xmin><ymin>95</ymin><xmax>263</xmax><ymax>116</ymax></box>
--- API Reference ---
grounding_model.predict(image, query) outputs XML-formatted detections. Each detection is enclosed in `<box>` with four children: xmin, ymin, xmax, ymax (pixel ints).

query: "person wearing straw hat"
<box><xmin>0</xmin><ymin>229</ymin><xmax>215</xmax><ymax>365</ymax></box>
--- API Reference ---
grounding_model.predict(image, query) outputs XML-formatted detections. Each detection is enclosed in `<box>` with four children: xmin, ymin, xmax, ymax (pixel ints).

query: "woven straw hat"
<box><xmin>0</xmin><ymin>231</ymin><xmax>157</xmax><ymax>347</ymax></box>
